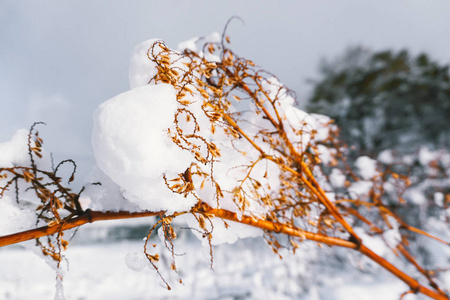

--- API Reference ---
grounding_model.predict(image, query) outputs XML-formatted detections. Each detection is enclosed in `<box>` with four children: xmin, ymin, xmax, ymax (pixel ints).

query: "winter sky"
<box><xmin>1</xmin><ymin>0</ymin><xmax>450</xmax><ymax>181</ymax></box>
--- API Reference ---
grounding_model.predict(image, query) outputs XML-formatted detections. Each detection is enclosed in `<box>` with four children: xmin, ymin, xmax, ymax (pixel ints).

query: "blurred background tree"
<box><xmin>307</xmin><ymin>49</ymin><xmax>450</xmax><ymax>278</ymax></box>
<box><xmin>307</xmin><ymin>47</ymin><xmax>450</xmax><ymax>156</ymax></box>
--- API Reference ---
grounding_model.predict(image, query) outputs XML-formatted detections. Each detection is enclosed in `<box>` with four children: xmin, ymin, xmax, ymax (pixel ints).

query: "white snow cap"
<box><xmin>0</xmin><ymin>129</ymin><xmax>51</xmax><ymax>235</ymax></box>
<box><xmin>349</xmin><ymin>180</ymin><xmax>373</xmax><ymax>198</ymax></box>
<box><xmin>0</xmin><ymin>129</ymin><xmax>32</xmax><ymax>168</ymax></box>
<box><xmin>330</xmin><ymin>168</ymin><xmax>346</xmax><ymax>188</ymax></box>
<box><xmin>261</xmin><ymin>77</ymin><xmax>317</xmax><ymax>153</ymax></box>
<box><xmin>378</xmin><ymin>149</ymin><xmax>394</xmax><ymax>165</ymax></box>
<box><xmin>355</xmin><ymin>156</ymin><xmax>378</xmax><ymax>180</ymax></box>
<box><xmin>92</xmin><ymin>84</ymin><xmax>196</xmax><ymax>213</ymax></box>
<box><xmin>177</xmin><ymin>31</ymin><xmax>221</xmax><ymax>60</ymax></box>
<box><xmin>418</xmin><ymin>146</ymin><xmax>435</xmax><ymax>166</ymax></box>
<box><xmin>129</xmin><ymin>39</ymin><xmax>162</xmax><ymax>89</ymax></box>
<box><xmin>0</xmin><ymin>196</ymin><xmax>37</xmax><ymax>236</ymax></box>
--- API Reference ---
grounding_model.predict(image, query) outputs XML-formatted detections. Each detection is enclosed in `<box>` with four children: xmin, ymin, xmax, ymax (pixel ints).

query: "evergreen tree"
<box><xmin>307</xmin><ymin>47</ymin><xmax>450</xmax><ymax>155</ymax></box>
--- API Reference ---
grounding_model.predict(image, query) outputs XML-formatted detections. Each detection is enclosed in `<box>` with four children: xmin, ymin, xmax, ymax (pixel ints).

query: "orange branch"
<box><xmin>397</xmin><ymin>244</ymin><xmax>447</xmax><ymax>296</ymax></box>
<box><xmin>359</xmin><ymin>244</ymin><xmax>449</xmax><ymax>300</ymax></box>
<box><xmin>201</xmin><ymin>204</ymin><xmax>359</xmax><ymax>249</ymax></box>
<box><xmin>0</xmin><ymin>210</ymin><xmax>160</xmax><ymax>247</ymax></box>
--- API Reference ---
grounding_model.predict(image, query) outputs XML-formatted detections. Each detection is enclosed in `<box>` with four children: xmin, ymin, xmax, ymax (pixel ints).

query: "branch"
<box><xmin>0</xmin><ymin>210</ymin><xmax>160</xmax><ymax>247</ymax></box>
<box><xmin>201</xmin><ymin>204</ymin><xmax>358</xmax><ymax>249</ymax></box>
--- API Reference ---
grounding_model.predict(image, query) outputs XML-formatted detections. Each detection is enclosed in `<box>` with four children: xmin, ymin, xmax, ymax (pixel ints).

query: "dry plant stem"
<box><xmin>359</xmin><ymin>244</ymin><xmax>449</xmax><ymax>300</ymax></box>
<box><xmin>297</xmin><ymin>163</ymin><xmax>361</xmax><ymax>241</ymax></box>
<box><xmin>404</xmin><ymin>225</ymin><xmax>450</xmax><ymax>246</ymax></box>
<box><xmin>228</xmin><ymin>79</ymin><xmax>362</xmax><ymax>242</ymax></box>
<box><xmin>336</xmin><ymin>199</ymin><xmax>449</xmax><ymax>246</ymax></box>
<box><xmin>204</xmin><ymin>206</ymin><xmax>358</xmax><ymax>249</ymax></box>
<box><xmin>221</xmin><ymin>91</ymin><xmax>361</xmax><ymax>243</ymax></box>
<box><xmin>0</xmin><ymin>206</ymin><xmax>448</xmax><ymax>300</ymax></box>
<box><xmin>396</xmin><ymin>244</ymin><xmax>447</xmax><ymax>296</ymax></box>
<box><xmin>0</xmin><ymin>210</ymin><xmax>160</xmax><ymax>247</ymax></box>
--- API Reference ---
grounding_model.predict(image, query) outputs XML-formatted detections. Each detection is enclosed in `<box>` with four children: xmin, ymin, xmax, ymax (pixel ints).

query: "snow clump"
<box><xmin>92</xmin><ymin>84</ymin><xmax>196</xmax><ymax>213</ymax></box>
<box><xmin>0</xmin><ymin>129</ymin><xmax>52</xmax><ymax>235</ymax></box>
<box><xmin>129</xmin><ymin>39</ymin><xmax>162</xmax><ymax>89</ymax></box>
<box><xmin>355</xmin><ymin>156</ymin><xmax>378</xmax><ymax>180</ymax></box>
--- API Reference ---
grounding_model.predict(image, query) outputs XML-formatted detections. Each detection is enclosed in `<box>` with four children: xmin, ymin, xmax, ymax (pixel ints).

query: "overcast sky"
<box><xmin>1</xmin><ymin>0</ymin><xmax>450</xmax><ymax>181</ymax></box>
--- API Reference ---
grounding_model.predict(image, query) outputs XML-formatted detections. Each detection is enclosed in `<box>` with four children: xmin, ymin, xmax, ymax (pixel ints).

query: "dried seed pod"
<box><xmin>198</xmin><ymin>214</ymin><xmax>206</xmax><ymax>230</ymax></box>
<box><xmin>199</xmin><ymin>88</ymin><xmax>210</xmax><ymax>99</ymax></box>
<box><xmin>61</xmin><ymin>239</ymin><xmax>69</xmax><ymax>250</ymax></box>
<box><xmin>47</xmin><ymin>219</ymin><xmax>60</xmax><ymax>227</ymax></box>
<box><xmin>147</xmin><ymin>254</ymin><xmax>160</xmax><ymax>262</ymax></box>
<box><xmin>23</xmin><ymin>171</ymin><xmax>34</xmax><ymax>183</ymax></box>
<box><xmin>54</xmin><ymin>197</ymin><xmax>64</xmax><ymax>209</ymax></box>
